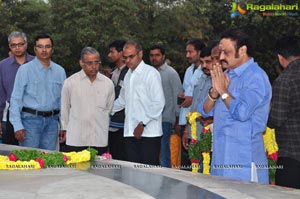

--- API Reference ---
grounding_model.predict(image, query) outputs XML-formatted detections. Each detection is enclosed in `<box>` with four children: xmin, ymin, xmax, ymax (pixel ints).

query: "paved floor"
<box><xmin>1</xmin><ymin>144</ymin><xmax>300</xmax><ymax>199</ymax></box>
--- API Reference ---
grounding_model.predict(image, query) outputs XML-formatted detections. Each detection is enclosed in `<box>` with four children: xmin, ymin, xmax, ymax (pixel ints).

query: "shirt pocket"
<box><xmin>26</xmin><ymin>80</ymin><xmax>38</xmax><ymax>97</ymax></box>
<box><xmin>51</xmin><ymin>81</ymin><xmax>63</xmax><ymax>98</ymax></box>
<box><xmin>95</xmin><ymin>91</ymin><xmax>109</xmax><ymax>112</ymax></box>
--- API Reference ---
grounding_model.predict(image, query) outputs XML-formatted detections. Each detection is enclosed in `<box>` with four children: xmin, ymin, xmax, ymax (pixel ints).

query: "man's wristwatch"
<box><xmin>221</xmin><ymin>93</ymin><xmax>229</xmax><ymax>100</ymax></box>
<box><xmin>139</xmin><ymin>122</ymin><xmax>146</xmax><ymax>127</ymax></box>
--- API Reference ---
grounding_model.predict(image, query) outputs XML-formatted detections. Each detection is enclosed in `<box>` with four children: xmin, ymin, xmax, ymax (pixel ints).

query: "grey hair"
<box><xmin>123</xmin><ymin>41</ymin><xmax>143</xmax><ymax>52</ymax></box>
<box><xmin>80</xmin><ymin>47</ymin><xmax>100</xmax><ymax>60</ymax></box>
<box><xmin>8</xmin><ymin>31</ymin><xmax>27</xmax><ymax>43</ymax></box>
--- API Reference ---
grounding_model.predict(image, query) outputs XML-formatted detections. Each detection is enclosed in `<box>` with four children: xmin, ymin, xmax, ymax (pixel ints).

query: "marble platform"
<box><xmin>1</xmin><ymin>144</ymin><xmax>300</xmax><ymax>199</ymax></box>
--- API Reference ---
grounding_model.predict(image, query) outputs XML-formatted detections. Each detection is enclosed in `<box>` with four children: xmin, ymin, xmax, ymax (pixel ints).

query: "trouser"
<box><xmin>2</xmin><ymin>110</ymin><xmax>18</xmax><ymax>145</ymax></box>
<box><xmin>160</xmin><ymin>122</ymin><xmax>172</xmax><ymax>168</ymax></box>
<box><xmin>64</xmin><ymin>145</ymin><xmax>108</xmax><ymax>156</ymax></box>
<box><xmin>180</xmin><ymin>125</ymin><xmax>191</xmax><ymax>171</ymax></box>
<box><xmin>125</xmin><ymin>136</ymin><xmax>161</xmax><ymax>166</ymax></box>
<box><xmin>276</xmin><ymin>157</ymin><xmax>300</xmax><ymax>189</ymax></box>
<box><xmin>108</xmin><ymin>128</ymin><xmax>127</xmax><ymax>161</ymax></box>
<box><xmin>20</xmin><ymin>113</ymin><xmax>59</xmax><ymax>150</ymax></box>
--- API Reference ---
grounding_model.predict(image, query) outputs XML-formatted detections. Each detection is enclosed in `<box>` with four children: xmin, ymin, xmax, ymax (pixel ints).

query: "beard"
<box><xmin>202</xmin><ymin>68</ymin><xmax>210</xmax><ymax>75</ymax></box>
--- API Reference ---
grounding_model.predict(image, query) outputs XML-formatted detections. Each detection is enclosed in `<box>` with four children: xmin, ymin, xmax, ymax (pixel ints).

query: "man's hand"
<box><xmin>180</xmin><ymin>96</ymin><xmax>193</xmax><ymax>107</ymax></box>
<box><xmin>198</xmin><ymin>116</ymin><xmax>213</xmax><ymax>127</ymax></box>
<box><xmin>0</xmin><ymin>123</ymin><xmax>2</xmax><ymax>138</ymax></box>
<box><xmin>133</xmin><ymin>123</ymin><xmax>144</xmax><ymax>139</ymax></box>
<box><xmin>59</xmin><ymin>130</ymin><xmax>66</xmax><ymax>143</ymax></box>
<box><xmin>211</xmin><ymin>63</ymin><xmax>229</xmax><ymax>95</ymax></box>
<box><xmin>15</xmin><ymin>129</ymin><xmax>26</xmax><ymax>142</ymax></box>
<box><xmin>182</xmin><ymin>128</ymin><xmax>189</xmax><ymax>150</ymax></box>
<box><xmin>174</xmin><ymin>124</ymin><xmax>181</xmax><ymax>134</ymax></box>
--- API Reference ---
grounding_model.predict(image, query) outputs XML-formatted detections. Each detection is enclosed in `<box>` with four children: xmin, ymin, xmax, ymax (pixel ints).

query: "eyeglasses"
<box><xmin>9</xmin><ymin>42</ymin><xmax>26</xmax><ymax>48</ymax></box>
<box><xmin>83</xmin><ymin>61</ymin><xmax>101</xmax><ymax>66</ymax></box>
<box><xmin>123</xmin><ymin>52</ymin><xmax>138</xmax><ymax>61</ymax></box>
<box><xmin>35</xmin><ymin>44</ymin><xmax>52</xmax><ymax>49</ymax></box>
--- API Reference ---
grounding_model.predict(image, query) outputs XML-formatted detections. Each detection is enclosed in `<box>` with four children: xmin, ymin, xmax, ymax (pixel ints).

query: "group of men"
<box><xmin>0</xmin><ymin>29</ymin><xmax>299</xmax><ymax>189</ymax></box>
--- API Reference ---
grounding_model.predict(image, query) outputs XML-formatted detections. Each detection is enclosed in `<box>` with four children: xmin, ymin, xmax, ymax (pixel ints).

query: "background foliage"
<box><xmin>0</xmin><ymin>0</ymin><xmax>299</xmax><ymax>82</ymax></box>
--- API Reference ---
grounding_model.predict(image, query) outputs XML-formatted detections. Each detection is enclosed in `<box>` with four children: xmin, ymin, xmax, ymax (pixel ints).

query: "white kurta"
<box><xmin>61</xmin><ymin>70</ymin><xmax>115</xmax><ymax>147</ymax></box>
<box><xmin>112</xmin><ymin>60</ymin><xmax>165</xmax><ymax>137</ymax></box>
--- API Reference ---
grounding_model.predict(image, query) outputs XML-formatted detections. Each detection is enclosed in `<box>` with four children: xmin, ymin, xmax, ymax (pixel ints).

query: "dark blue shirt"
<box><xmin>0</xmin><ymin>54</ymin><xmax>34</xmax><ymax>119</ymax></box>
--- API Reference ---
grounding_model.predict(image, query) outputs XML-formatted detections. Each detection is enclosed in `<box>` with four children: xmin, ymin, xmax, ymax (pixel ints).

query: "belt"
<box><xmin>22</xmin><ymin>107</ymin><xmax>60</xmax><ymax>117</ymax></box>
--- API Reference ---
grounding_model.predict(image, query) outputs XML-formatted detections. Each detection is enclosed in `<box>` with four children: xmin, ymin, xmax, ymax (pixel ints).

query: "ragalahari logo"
<box><xmin>230</xmin><ymin>2</ymin><xmax>247</xmax><ymax>18</ymax></box>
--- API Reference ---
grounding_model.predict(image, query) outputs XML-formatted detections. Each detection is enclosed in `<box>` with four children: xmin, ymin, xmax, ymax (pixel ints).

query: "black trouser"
<box><xmin>180</xmin><ymin>125</ymin><xmax>191</xmax><ymax>171</ymax></box>
<box><xmin>276</xmin><ymin>157</ymin><xmax>300</xmax><ymax>189</ymax></box>
<box><xmin>2</xmin><ymin>110</ymin><xmax>18</xmax><ymax>145</ymax></box>
<box><xmin>125</xmin><ymin>136</ymin><xmax>161</xmax><ymax>166</ymax></box>
<box><xmin>108</xmin><ymin>129</ymin><xmax>127</xmax><ymax>161</ymax></box>
<box><xmin>64</xmin><ymin>145</ymin><xmax>108</xmax><ymax>156</ymax></box>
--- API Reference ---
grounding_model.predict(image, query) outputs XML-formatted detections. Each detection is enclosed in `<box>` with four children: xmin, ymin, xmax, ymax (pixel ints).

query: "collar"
<box><xmin>7</xmin><ymin>54</ymin><xmax>32</xmax><ymax>65</ymax></box>
<box><xmin>79</xmin><ymin>69</ymin><xmax>101</xmax><ymax>81</ymax></box>
<box><xmin>190</xmin><ymin>63</ymin><xmax>202</xmax><ymax>71</ymax></box>
<box><xmin>288</xmin><ymin>57</ymin><xmax>300</xmax><ymax>66</ymax></box>
<box><xmin>132</xmin><ymin>60</ymin><xmax>145</xmax><ymax>74</ymax></box>
<box><xmin>158</xmin><ymin>63</ymin><xmax>167</xmax><ymax>71</ymax></box>
<box><xmin>113</xmin><ymin>64</ymin><xmax>126</xmax><ymax>72</ymax></box>
<box><xmin>6</xmin><ymin>56</ymin><xmax>15</xmax><ymax>65</ymax></box>
<box><xmin>202</xmin><ymin>73</ymin><xmax>211</xmax><ymax>79</ymax></box>
<box><xmin>34</xmin><ymin>57</ymin><xmax>53</xmax><ymax>70</ymax></box>
<box><xmin>226</xmin><ymin>58</ymin><xmax>254</xmax><ymax>77</ymax></box>
<box><xmin>119</xmin><ymin>64</ymin><xmax>126</xmax><ymax>71</ymax></box>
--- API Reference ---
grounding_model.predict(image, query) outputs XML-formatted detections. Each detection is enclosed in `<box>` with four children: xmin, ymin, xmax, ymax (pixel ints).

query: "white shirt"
<box><xmin>2</xmin><ymin>101</ymin><xmax>9</xmax><ymax>121</ymax></box>
<box><xmin>111</xmin><ymin>64</ymin><xmax>126</xmax><ymax>86</ymax></box>
<box><xmin>112</xmin><ymin>60</ymin><xmax>165</xmax><ymax>137</ymax></box>
<box><xmin>61</xmin><ymin>70</ymin><xmax>115</xmax><ymax>147</ymax></box>
<box><xmin>179</xmin><ymin>64</ymin><xmax>203</xmax><ymax>125</ymax></box>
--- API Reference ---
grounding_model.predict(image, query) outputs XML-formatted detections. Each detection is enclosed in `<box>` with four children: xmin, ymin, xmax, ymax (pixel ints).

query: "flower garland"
<box><xmin>200</xmin><ymin>126</ymin><xmax>212</xmax><ymax>175</ymax></box>
<box><xmin>0</xmin><ymin>147</ymin><xmax>108</xmax><ymax>170</ymax></box>
<box><xmin>186</xmin><ymin>112</ymin><xmax>212</xmax><ymax>174</ymax></box>
<box><xmin>263</xmin><ymin>127</ymin><xmax>279</xmax><ymax>184</ymax></box>
<box><xmin>186</xmin><ymin>112</ymin><xmax>279</xmax><ymax>182</ymax></box>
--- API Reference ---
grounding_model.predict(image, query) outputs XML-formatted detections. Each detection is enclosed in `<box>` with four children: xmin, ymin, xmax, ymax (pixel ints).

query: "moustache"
<box><xmin>220</xmin><ymin>59</ymin><xmax>228</xmax><ymax>65</ymax></box>
<box><xmin>202</xmin><ymin>68</ymin><xmax>210</xmax><ymax>73</ymax></box>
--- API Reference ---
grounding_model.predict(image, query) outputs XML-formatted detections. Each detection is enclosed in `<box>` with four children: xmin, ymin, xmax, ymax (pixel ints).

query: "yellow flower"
<box><xmin>263</xmin><ymin>127</ymin><xmax>278</xmax><ymax>154</ymax></box>
<box><xmin>191</xmin><ymin>162</ymin><xmax>199</xmax><ymax>173</ymax></box>
<box><xmin>75</xmin><ymin>162</ymin><xmax>91</xmax><ymax>170</ymax></box>
<box><xmin>187</xmin><ymin>112</ymin><xmax>201</xmax><ymax>140</ymax></box>
<box><xmin>63</xmin><ymin>150</ymin><xmax>91</xmax><ymax>164</ymax></box>
<box><xmin>0</xmin><ymin>155</ymin><xmax>9</xmax><ymax>162</ymax></box>
<box><xmin>202</xmin><ymin>152</ymin><xmax>211</xmax><ymax>175</ymax></box>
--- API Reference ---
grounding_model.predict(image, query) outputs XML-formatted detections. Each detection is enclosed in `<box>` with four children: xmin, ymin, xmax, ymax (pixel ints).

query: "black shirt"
<box><xmin>268</xmin><ymin>59</ymin><xmax>300</xmax><ymax>162</ymax></box>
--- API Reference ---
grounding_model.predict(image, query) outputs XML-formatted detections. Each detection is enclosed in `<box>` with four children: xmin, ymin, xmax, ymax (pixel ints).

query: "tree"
<box><xmin>1</xmin><ymin>0</ymin><xmax>299</xmax><ymax>81</ymax></box>
<box><xmin>0</xmin><ymin>0</ymin><xmax>50</xmax><ymax>59</ymax></box>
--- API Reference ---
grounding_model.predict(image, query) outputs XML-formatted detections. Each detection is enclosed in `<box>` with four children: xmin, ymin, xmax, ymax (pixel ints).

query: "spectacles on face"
<box><xmin>83</xmin><ymin>61</ymin><xmax>101</xmax><ymax>66</ymax></box>
<box><xmin>35</xmin><ymin>44</ymin><xmax>52</xmax><ymax>49</ymax></box>
<box><xmin>123</xmin><ymin>52</ymin><xmax>138</xmax><ymax>61</ymax></box>
<box><xmin>9</xmin><ymin>42</ymin><xmax>26</xmax><ymax>48</ymax></box>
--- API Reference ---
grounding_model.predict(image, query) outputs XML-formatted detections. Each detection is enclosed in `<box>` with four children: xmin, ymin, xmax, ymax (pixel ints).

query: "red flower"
<box><xmin>8</xmin><ymin>153</ymin><xmax>18</xmax><ymax>161</ymax></box>
<box><xmin>63</xmin><ymin>154</ymin><xmax>68</xmax><ymax>162</ymax></box>
<box><xmin>191</xmin><ymin>159</ymin><xmax>201</xmax><ymax>163</ymax></box>
<box><xmin>202</xmin><ymin>127</ymin><xmax>210</xmax><ymax>134</ymax></box>
<box><xmin>268</xmin><ymin>152</ymin><xmax>278</xmax><ymax>161</ymax></box>
<box><xmin>35</xmin><ymin>158</ymin><xmax>45</xmax><ymax>168</ymax></box>
<box><xmin>191</xmin><ymin>139</ymin><xmax>198</xmax><ymax>145</ymax></box>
